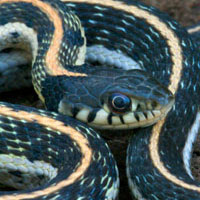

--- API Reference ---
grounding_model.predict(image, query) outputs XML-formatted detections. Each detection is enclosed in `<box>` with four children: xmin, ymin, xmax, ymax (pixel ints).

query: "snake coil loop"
<box><xmin>0</xmin><ymin>0</ymin><xmax>200</xmax><ymax>200</ymax></box>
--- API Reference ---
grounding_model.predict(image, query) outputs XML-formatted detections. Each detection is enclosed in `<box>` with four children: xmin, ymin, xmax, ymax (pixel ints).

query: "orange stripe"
<box><xmin>0</xmin><ymin>105</ymin><xmax>92</xmax><ymax>200</ymax></box>
<box><xmin>81</xmin><ymin>0</ymin><xmax>200</xmax><ymax>193</ymax></box>
<box><xmin>0</xmin><ymin>0</ymin><xmax>86</xmax><ymax>77</ymax></box>
<box><xmin>62</xmin><ymin>0</ymin><xmax>182</xmax><ymax>94</ymax></box>
<box><xmin>150</xmin><ymin>118</ymin><xmax>200</xmax><ymax>192</ymax></box>
<box><xmin>62</xmin><ymin>0</ymin><xmax>199</xmax><ymax>192</ymax></box>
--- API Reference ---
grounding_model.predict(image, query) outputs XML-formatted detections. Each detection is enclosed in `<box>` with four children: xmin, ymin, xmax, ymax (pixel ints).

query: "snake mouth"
<box><xmin>61</xmin><ymin>94</ymin><xmax>174</xmax><ymax>130</ymax></box>
<box><xmin>86</xmin><ymin>96</ymin><xmax>174</xmax><ymax>129</ymax></box>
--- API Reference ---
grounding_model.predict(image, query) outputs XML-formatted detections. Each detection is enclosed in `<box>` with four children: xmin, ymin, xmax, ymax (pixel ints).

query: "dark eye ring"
<box><xmin>108</xmin><ymin>93</ymin><xmax>131</xmax><ymax>113</ymax></box>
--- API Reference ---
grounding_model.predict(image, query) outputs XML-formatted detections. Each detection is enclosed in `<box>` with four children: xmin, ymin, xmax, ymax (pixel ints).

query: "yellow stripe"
<box><xmin>62</xmin><ymin>0</ymin><xmax>182</xmax><ymax>93</ymax></box>
<box><xmin>1</xmin><ymin>0</ymin><xmax>193</xmax><ymax>195</ymax></box>
<box><xmin>150</xmin><ymin>119</ymin><xmax>200</xmax><ymax>192</ymax></box>
<box><xmin>62</xmin><ymin>0</ymin><xmax>199</xmax><ymax>192</ymax></box>
<box><xmin>0</xmin><ymin>0</ymin><xmax>86</xmax><ymax>77</ymax></box>
<box><xmin>0</xmin><ymin>105</ymin><xmax>92</xmax><ymax>200</ymax></box>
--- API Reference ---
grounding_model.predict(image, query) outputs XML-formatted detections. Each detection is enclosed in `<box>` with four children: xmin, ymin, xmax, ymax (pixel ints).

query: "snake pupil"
<box><xmin>113</xmin><ymin>96</ymin><xmax>126</xmax><ymax>108</ymax></box>
<box><xmin>109</xmin><ymin>93</ymin><xmax>131</xmax><ymax>113</ymax></box>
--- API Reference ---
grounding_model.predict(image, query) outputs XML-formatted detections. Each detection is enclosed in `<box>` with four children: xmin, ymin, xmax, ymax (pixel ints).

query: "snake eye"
<box><xmin>108</xmin><ymin>93</ymin><xmax>131</xmax><ymax>113</ymax></box>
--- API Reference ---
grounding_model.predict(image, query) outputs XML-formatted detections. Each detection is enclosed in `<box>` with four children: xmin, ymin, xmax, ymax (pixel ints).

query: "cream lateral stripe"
<box><xmin>150</xmin><ymin>119</ymin><xmax>200</xmax><ymax>191</ymax></box>
<box><xmin>0</xmin><ymin>105</ymin><xmax>92</xmax><ymax>200</ymax></box>
<box><xmin>63</xmin><ymin>0</ymin><xmax>198</xmax><ymax>192</ymax></box>
<box><xmin>62</xmin><ymin>0</ymin><xmax>182</xmax><ymax>94</ymax></box>
<box><xmin>0</xmin><ymin>0</ymin><xmax>86</xmax><ymax>77</ymax></box>
<box><xmin>187</xmin><ymin>25</ymin><xmax>200</xmax><ymax>34</ymax></box>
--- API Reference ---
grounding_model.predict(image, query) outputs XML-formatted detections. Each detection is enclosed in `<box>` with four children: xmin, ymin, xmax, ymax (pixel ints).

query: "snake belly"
<box><xmin>188</xmin><ymin>23</ymin><xmax>200</xmax><ymax>49</ymax></box>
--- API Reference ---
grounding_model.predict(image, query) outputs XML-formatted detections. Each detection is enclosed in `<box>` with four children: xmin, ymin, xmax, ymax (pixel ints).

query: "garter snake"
<box><xmin>0</xmin><ymin>0</ymin><xmax>198</xmax><ymax>199</ymax></box>
<box><xmin>0</xmin><ymin>0</ymin><xmax>174</xmax><ymax>199</ymax></box>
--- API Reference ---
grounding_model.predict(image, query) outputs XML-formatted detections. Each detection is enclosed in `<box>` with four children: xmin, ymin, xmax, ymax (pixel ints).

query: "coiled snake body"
<box><xmin>0</xmin><ymin>0</ymin><xmax>200</xmax><ymax>199</ymax></box>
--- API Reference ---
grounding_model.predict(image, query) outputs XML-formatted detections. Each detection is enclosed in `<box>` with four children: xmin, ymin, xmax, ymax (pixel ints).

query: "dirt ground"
<box><xmin>1</xmin><ymin>0</ymin><xmax>200</xmax><ymax>200</ymax></box>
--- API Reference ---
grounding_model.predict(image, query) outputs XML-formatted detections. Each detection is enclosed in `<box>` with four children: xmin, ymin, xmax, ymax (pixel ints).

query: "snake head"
<box><xmin>98</xmin><ymin>69</ymin><xmax>174</xmax><ymax>129</ymax></box>
<box><xmin>52</xmin><ymin>68</ymin><xmax>174</xmax><ymax>129</ymax></box>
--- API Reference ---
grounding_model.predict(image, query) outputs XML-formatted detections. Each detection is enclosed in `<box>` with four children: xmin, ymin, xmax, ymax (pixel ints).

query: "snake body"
<box><xmin>0</xmin><ymin>102</ymin><xmax>119</xmax><ymax>200</ymax></box>
<box><xmin>0</xmin><ymin>0</ymin><xmax>174</xmax><ymax>199</ymax></box>
<box><xmin>0</xmin><ymin>0</ymin><xmax>200</xmax><ymax>199</ymax></box>
<box><xmin>123</xmin><ymin>5</ymin><xmax>200</xmax><ymax>200</ymax></box>
<box><xmin>63</xmin><ymin>2</ymin><xmax>200</xmax><ymax>198</ymax></box>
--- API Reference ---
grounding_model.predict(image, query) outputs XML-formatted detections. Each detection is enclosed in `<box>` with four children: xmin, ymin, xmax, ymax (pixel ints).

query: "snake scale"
<box><xmin>0</xmin><ymin>0</ymin><xmax>200</xmax><ymax>199</ymax></box>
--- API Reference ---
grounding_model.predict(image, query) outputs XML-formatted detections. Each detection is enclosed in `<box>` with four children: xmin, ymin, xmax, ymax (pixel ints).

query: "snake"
<box><xmin>0</xmin><ymin>0</ymin><xmax>199</xmax><ymax>199</ymax></box>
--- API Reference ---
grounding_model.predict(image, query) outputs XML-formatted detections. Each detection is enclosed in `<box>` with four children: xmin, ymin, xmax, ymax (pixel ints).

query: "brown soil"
<box><xmin>1</xmin><ymin>0</ymin><xmax>200</xmax><ymax>200</ymax></box>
